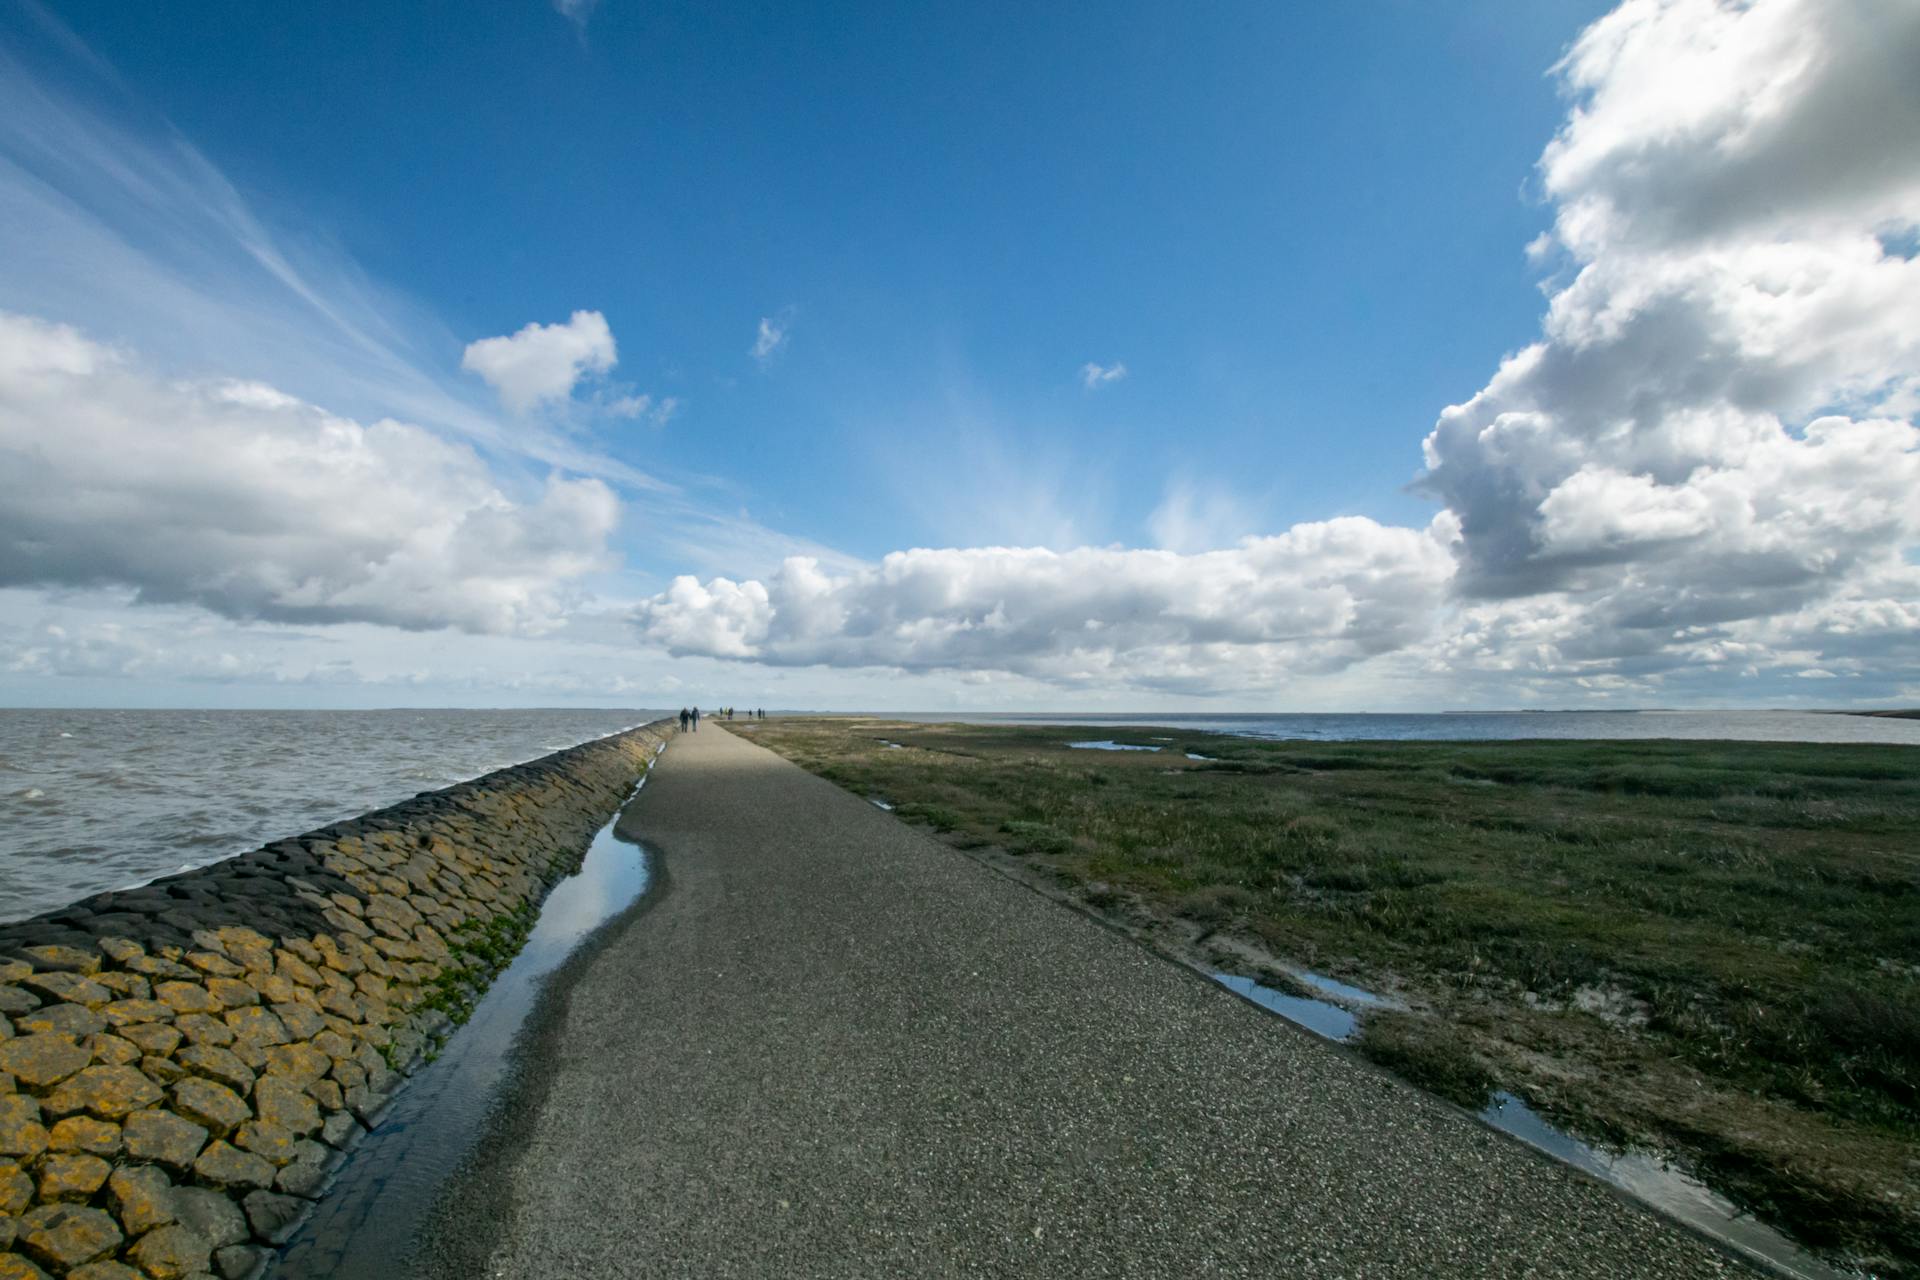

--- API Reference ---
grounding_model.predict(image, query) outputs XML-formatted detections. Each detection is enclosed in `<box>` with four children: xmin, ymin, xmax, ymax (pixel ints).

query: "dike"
<box><xmin>0</xmin><ymin>718</ymin><xmax>675</xmax><ymax>1280</ymax></box>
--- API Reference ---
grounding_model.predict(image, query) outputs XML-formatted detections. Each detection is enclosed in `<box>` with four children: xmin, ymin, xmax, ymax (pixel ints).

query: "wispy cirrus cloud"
<box><xmin>1079</xmin><ymin>360</ymin><xmax>1127</xmax><ymax>389</ymax></box>
<box><xmin>751</xmin><ymin>313</ymin><xmax>791</xmax><ymax>366</ymax></box>
<box><xmin>550</xmin><ymin>0</ymin><xmax>599</xmax><ymax>31</ymax></box>
<box><xmin>0</xmin><ymin>9</ymin><xmax>664</xmax><ymax>495</ymax></box>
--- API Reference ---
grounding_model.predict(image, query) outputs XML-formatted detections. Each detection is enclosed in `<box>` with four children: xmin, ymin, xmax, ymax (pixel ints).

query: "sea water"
<box><xmin>0</xmin><ymin>708</ymin><xmax>664</xmax><ymax>922</ymax></box>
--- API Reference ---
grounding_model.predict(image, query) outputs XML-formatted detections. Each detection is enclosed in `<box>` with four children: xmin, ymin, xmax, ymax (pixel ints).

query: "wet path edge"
<box><xmin>397</xmin><ymin>810</ymin><xmax>675</xmax><ymax>1279</ymax></box>
<box><xmin>269</xmin><ymin>780</ymin><xmax>673</xmax><ymax>1278</ymax></box>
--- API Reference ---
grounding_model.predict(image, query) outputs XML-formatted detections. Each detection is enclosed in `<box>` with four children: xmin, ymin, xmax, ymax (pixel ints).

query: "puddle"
<box><xmin>870</xmin><ymin>798</ymin><xmax>895</xmax><ymax>810</ymax></box>
<box><xmin>1214</xmin><ymin>971</ymin><xmax>1845</xmax><ymax>1277</ymax></box>
<box><xmin>1292</xmin><ymin>968</ymin><xmax>1394</xmax><ymax>1008</ymax></box>
<box><xmin>1479</xmin><ymin>1093</ymin><xmax>1853</xmax><ymax>1280</ymax></box>
<box><xmin>1212</xmin><ymin>972</ymin><xmax>1359</xmax><ymax>1042</ymax></box>
<box><xmin>1067</xmin><ymin>740</ymin><xmax>1162</xmax><ymax>752</ymax></box>
<box><xmin>272</xmin><ymin>778</ymin><xmax>660</xmax><ymax>1278</ymax></box>
<box><xmin>1185</xmin><ymin>752</ymin><xmax>1218</xmax><ymax>762</ymax></box>
<box><xmin>876</xmin><ymin>740</ymin><xmax>906</xmax><ymax>749</ymax></box>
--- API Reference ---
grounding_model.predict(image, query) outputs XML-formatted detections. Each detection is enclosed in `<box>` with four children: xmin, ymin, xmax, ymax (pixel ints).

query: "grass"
<box><xmin>741</xmin><ymin>717</ymin><xmax>1920</xmax><ymax>1273</ymax></box>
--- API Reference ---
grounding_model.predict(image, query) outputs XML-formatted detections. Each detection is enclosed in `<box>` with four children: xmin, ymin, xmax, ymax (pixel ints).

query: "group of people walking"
<box><xmin>677</xmin><ymin>706</ymin><xmax>768</xmax><ymax>731</ymax></box>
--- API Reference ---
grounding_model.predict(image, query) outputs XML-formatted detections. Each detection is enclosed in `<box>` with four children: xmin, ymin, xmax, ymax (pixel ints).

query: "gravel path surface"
<box><xmin>416</xmin><ymin>723</ymin><xmax>1753</xmax><ymax>1279</ymax></box>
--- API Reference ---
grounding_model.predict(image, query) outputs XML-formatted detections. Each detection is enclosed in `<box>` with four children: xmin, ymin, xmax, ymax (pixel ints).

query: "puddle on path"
<box><xmin>1213</xmin><ymin>972</ymin><xmax>1360</xmax><ymax>1041</ymax></box>
<box><xmin>272</xmin><ymin>779</ymin><xmax>658</xmax><ymax>1278</ymax></box>
<box><xmin>1214</xmin><ymin>969</ymin><xmax>1852</xmax><ymax>1280</ymax></box>
<box><xmin>1479</xmin><ymin>1092</ymin><xmax>1853</xmax><ymax>1280</ymax></box>
<box><xmin>1067</xmin><ymin>740</ymin><xmax>1162</xmax><ymax>752</ymax></box>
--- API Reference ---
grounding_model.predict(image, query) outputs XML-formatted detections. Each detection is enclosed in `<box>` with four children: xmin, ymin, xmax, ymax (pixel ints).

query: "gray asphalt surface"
<box><xmin>417</xmin><ymin>723</ymin><xmax>1752</xmax><ymax>1279</ymax></box>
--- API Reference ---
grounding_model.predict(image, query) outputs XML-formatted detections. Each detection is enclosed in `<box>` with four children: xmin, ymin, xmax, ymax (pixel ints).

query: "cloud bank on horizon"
<box><xmin>638</xmin><ymin>0</ymin><xmax>1920</xmax><ymax>701</ymax></box>
<box><xmin>0</xmin><ymin>0</ymin><xmax>1914</xmax><ymax>708</ymax></box>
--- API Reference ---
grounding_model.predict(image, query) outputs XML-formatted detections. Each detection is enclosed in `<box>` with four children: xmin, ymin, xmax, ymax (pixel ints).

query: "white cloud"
<box><xmin>752</xmin><ymin>315</ymin><xmax>789</xmax><ymax>365</ymax></box>
<box><xmin>1414</xmin><ymin>0</ymin><xmax>1920</xmax><ymax>679</ymax></box>
<box><xmin>635</xmin><ymin>518</ymin><xmax>1456</xmax><ymax>691</ymax></box>
<box><xmin>605</xmin><ymin>392</ymin><xmax>680</xmax><ymax>427</ymax></box>
<box><xmin>633</xmin><ymin>0</ymin><xmax>1920</xmax><ymax>702</ymax></box>
<box><xmin>551</xmin><ymin>0</ymin><xmax>598</xmax><ymax>28</ymax></box>
<box><xmin>0</xmin><ymin>311</ymin><xmax>618</xmax><ymax>633</ymax></box>
<box><xmin>461</xmin><ymin>311</ymin><xmax>618</xmax><ymax>414</ymax></box>
<box><xmin>0</xmin><ymin>29</ymin><xmax>666</xmax><ymax>494</ymax></box>
<box><xmin>1080</xmin><ymin>361</ymin><xmax>1127</xmax><ymax>389</ymax></box>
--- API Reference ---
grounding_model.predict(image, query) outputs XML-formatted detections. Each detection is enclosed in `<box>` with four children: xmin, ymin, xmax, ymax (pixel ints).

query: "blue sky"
<box><xmin>1</xmin><ymin>0</ymin><xmax>1916</xmax><ymax>709</ymax></box>
<box><xmin>28</xmin><ymin>0</ymin><xmax>1603</xmax><ymax>555</ymax></box>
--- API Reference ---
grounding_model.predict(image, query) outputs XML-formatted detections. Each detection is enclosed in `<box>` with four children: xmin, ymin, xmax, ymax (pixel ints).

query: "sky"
<box><xmin>0</xmin><ymin>0</ymin><xmax>1916</xmax><ymax>710</ymax></box>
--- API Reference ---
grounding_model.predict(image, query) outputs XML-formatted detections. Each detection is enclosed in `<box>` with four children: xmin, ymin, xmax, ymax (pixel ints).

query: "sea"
<box><xmin>3</xmin><ymin>706</ymin><xmax>1916</xmax><ymax>925</ymax></box>
<box><xmin>0</xmin><ymin>709</ymin><xmax>664</xmax><ymax>924</ymax></box>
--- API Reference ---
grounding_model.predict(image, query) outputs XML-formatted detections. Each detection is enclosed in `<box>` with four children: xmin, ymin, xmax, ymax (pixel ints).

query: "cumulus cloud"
<box><xmin>1415</xmin><ymin>0</ymin><xmax>1920</xmax><ymax>679</ymax></box>
<box><xmin>752</xmin><ymin>315</ymin><xmax>789</xmax><ymax>365</ymax></box>
<box><xmin>636</xmin><ymin>519</ymin><xmax>1456</xmax><ymax>690</ymax></box>
<box><xmin>632</xmin><ymin>0</ymin><xmax>1918</xmax><ymax>700</ymax></box>
<box><xmin>0</xmin><ymin>311</ymin><xmax>618</xmax><ymax>634</ymax></box>
<box><xmin>461</xmin><ymin>311</ymin><xmax>618</xmax><ymax>413</ymax></box>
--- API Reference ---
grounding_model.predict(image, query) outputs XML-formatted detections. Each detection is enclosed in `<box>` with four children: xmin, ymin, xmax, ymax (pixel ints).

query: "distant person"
<box><xmin>691</xmin><ymin>706</ymin><xmax>700</xmax><ymax>730</ymax></box>
<box><xmin>678</xmin><ymin>708</ymin><xmax>689</xmax><ymax>731</ymax></box>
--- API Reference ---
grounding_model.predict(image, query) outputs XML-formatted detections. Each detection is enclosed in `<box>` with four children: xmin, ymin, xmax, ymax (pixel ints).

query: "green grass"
<box><xmin>743</xmin><ymin>718</ymin><xmax>1920</xmax><ymax>1269</ymax></box>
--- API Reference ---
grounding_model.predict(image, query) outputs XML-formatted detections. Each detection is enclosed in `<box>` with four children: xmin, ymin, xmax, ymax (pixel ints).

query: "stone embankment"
<box><xmin>0</xmin><ymin>719</ymin><xmax>674</xmax><ymax>1280</ymax></box>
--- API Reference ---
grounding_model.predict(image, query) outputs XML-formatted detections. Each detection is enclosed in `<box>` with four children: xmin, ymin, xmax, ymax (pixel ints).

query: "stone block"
<box><xmin>176</xmin><ymin>1044</ymin><xmax>255</xmax><ymax>1094</ymax></box>
<box><xmin>0</xmin><ymin>1036</ymin><xmax>79</xmax><ymax>1097</ymax></box>
<box><xmin>17</xmin><ymin>971</ymin><xmax>110</xmax><ymax>1009</ymax></box>
<box><xmin>19</xmin><ymin>945</ymin><xmax>100</xmax><ymax>976</ymax></box>
<box><xmin>206</xmin><ymin>978</ymin><xmax>259</xmax><ymax>1009</ymax></box>
<box><xmin>271</xmin><ymin>1002</ymin><xmax>326</xmax><ymax>1041</ymax></box>
<box><xmin>0</xmin><ymin>1254</ymin><xmax>49</xmax><ymax>1280</ymax></box>
<box><xmin>48</xmin><ymin>1114</ymin><xmax>121</xmax><ymax>1157</ymax></box>
<box><xmin>85</xmin><ymin>1032</ymin><xmax>140</xmax><ymax>1066</ymax></box>
<box><xmin>108</xmin><ymin>1163</ymin><xmax>178</xmax><ymax>1233</ymax></box>
<box><xmin>171</xmin><ymin>1077</ymin><xmax>252</xmax><ymax>1136</ymax></box>
<box><xmin>100</xmin><ymin>998</ymin><xmax>175</xmax><ymax>1027</ymax></box>
<box><xmin>122</xmin><ymin>1109</ymin><xmax>209</xmax><ymax>1172</ymax></box>
<box><xmin>174</xmin><ymin>1013</ymin><xmax>235</xmax><ymax>1047</ymax></box>
<box><xmin>233</xmin><ymin>1119</ymin><xmax>296</xmax><ymax>1167</ymax></box>
<box><xmin>42</xmin><ymin>1063</ymin><xmax>164</xmax><ymax>1120</ymax></box>
<box><xmin>128</xmin><ymin>1222</ymin><xmax>214</xmax><ymax>1279</ymax></box>
<box><xmin>170</xmin><ymin>1185</ymin><xmax>248</xmax><ymax>1248</ymax></box>
<box><xmin>224</xmin><ymin>1007</ymin><xmax>289</xmax><ymax>1047</ymax></box>
<box><xmin>18</xmin><ymin>1203</ymin><xmax>122</xmax><ymax>1271</ymax></box>
<box><xmin>37</xmin><ymin>1151</ymin><xmax>111</xmax><ymax>1201</ymax></box>
<box><xmin>193</xmin><ymin>1140</ymin><xmax>275</xmax><ymax>1190</ymax></box>
<box><xmin>241</xmin><ymin>1189</ymin><xmax>307</xmax><ymax>1245</ymax></box>
<box><xmin>68</xmin><ymin>1261</ymin><xmax>145</xmax><ymax>1280</ymax></box>
<box><xmin>12</xmin><ymin>1002</ymin><xmax>105</xmax><ymax>1038</ymax></box>
<box><xmin>155</xmin><ymin>982</ymin><xmax>222</xmax><ymax>1016</ymax></box>
<box><xmin>214</xmin><ymin>1243</ymin><xmax>270</xmax><ymax>1280</ymax></box>
<box><xmin>252</xmin><ymin>1075</ymin><xmax>320</xmax><ymax>1137</ymax></box>
<box><xmin>0</xmin><ymin>1094</ymin><xmax>49</xmax><ymax>1159</ymax></box>
<box><xmin>119</xmin><ymin>1022</ymin><xmax>184</xmax><ymax>1057</ymax></box>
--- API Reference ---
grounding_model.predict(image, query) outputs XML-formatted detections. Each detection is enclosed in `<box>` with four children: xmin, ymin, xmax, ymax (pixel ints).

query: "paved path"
<box><xmin>418</xmin><ymin>724</ymin><xmax>1750</xmax><ymax>1278</ymax></box>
